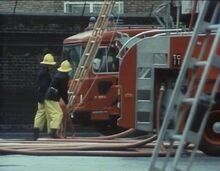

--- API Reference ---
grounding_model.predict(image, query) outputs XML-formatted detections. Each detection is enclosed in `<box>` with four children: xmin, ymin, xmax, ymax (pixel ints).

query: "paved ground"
<box><xmin>0</xmin><ymin>154</ymin><xmax>220</xmax><ymax>171</ymax></box>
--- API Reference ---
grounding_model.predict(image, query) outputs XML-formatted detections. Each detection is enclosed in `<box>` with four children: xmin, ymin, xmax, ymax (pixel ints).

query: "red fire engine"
<box><xmin>61</xmin><ymin>0</ymin><xmax>220</xmax><ymax>156</ymax></box>
<box><xmin>63</xmin><ymin>28</ymin><xmax>220</xmax><ymax>156</ymax></box>
<box><xmin>62</xmin><ymin>28</ymin><xmax>157</xmax><ymax>127</ymax></box>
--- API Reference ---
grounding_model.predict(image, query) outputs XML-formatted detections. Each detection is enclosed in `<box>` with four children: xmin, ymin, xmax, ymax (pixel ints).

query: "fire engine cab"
<box><xmin>62</xmin><ymin>28</ymin><xmax>155</xmax><ymax>127</ymax></box>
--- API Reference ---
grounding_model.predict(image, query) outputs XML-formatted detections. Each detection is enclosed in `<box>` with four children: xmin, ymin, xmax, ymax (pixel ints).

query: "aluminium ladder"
<box><xmin>68</xmin><ymin>0</ymin><xmax>115</xmax><ymax>105</ymax></box>
<box><xmin>148</xmin><ymin>1</ymin><xmax>220</xmax><ymax>171</ymax></box>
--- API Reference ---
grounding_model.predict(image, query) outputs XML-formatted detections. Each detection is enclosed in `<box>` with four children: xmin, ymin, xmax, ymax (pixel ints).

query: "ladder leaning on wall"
<box><xmin>68</xmin><ymin>0</ymin><xmax>115</xmax><ymax>106</ymax></box>
<box><xmin>148</xmin><ymin>0</ymin><xmax>220</xmax><ymax>171</ymax></box>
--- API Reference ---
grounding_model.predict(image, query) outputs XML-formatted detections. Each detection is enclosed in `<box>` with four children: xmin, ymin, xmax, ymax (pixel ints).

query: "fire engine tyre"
<box><xmin>199</xmin><ymin>110</ymin><xmax>220</xmax><ymax>156</ymax></box>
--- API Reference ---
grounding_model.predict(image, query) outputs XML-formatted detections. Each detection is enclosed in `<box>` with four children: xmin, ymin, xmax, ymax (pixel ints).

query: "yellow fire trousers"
<box><xmin>34</xmin><ymin>102</ymin><xmax>50</xmax><ymax>131</ymax></box>
<box><xmin>45</xmin><ymin>100</ymin><xmax>63</xmax><ymax>129</ymax></box>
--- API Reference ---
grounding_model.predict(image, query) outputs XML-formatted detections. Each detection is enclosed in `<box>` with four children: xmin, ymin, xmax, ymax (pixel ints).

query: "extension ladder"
<box><xmin>148</xmin><ymin>1</ymin><xmax>220</xmax><ymax>171</ymax></box>
<box><xmin>68</xmin><ymin>0</ymin><xmax>115</xmax><ymax>105</ymax></box>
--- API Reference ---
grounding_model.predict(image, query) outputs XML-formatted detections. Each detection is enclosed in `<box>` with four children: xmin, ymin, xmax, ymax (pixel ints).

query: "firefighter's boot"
<box><xmin>49</xmin><ymin>129</ymin><xmax>60</xmax><ymax>138</ymax></box>
<box><xmin>33</xmin><ymin>128</ymin><xmax>40</xmax><ymax>141</ymax></box>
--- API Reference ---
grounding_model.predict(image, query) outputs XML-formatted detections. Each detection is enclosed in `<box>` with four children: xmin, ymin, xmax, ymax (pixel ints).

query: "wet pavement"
<box><xmin>0</xmin><ymin>154</ymin><xmax>219</xmax><ymax>171</ymax></box>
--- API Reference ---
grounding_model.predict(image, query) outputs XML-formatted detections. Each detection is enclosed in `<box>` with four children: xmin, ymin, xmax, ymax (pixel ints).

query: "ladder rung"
<box><xmin>95</xmin><ymin>28</ymin><xmax>103</xmax><ymax>31</ymax></box>
<box><xmin>199</xmin><ymin>94</ymin><xmax>215</xmax><ymax>105</ymax></box>
<box><xmin>171</xmin><ymin>134</ymin><xmax>182</xmax><ymax>141</ymax></box>
<box><xmin>171</xmin><ymin>131</ymin><xmax>199</xmax><ymax>145</ymax></box>
<box><xmin>211</xmin><ymin>56</ymin><xmax>220</xmax><ymax>68</ymax></box>
<box><xmin>182</xmin><ymin>98</ymin><xmax>194</xmax><ymax>104</ymax></box>
<box><xmin>185</xmin><ymin>131</ymin><xmax>200</xmax><ymax>145</ymax></box>
<box><xmin>85</xmin><ymin>53</ymin><xmax>90</xmax><ymax>56</ymax></box>
<box><xmin>190</xmin><ymin>59</ymin><xmax>207</xmax><ymax>69</ymax></box>
<box><xmin>68</xmin><ymin>91</ymin><xmax>74</xmax><ymax>95</ymax></box>
<box><xmin>182</xmin><ymin>95</ymin><xmax>214</xmax><ymax>105</ymax></box>
<box><xmin>194</xmin><ymin>61</ymin><xmax>207</xmax><ymax>67</ymax></box>
<box><xmin>80</xmin><ymin>66</ymin><xmax>85</xmax><ymax>69</ymax></box>
<box><xmin>74</xmin><ymin>79</ymin><xmax>81</xmax><ymax>82</ymax></box>
<box><xmin>206</xmin><ymin>24</ymin><xmax>220</xmax><ymax>31</ymax></box>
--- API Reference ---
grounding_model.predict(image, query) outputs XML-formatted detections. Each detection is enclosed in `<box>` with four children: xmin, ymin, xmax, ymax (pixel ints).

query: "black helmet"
<box><xmin>89</xmin><ymin>16</ymin><xmax>96</xmax><ymax>23</ymax></box>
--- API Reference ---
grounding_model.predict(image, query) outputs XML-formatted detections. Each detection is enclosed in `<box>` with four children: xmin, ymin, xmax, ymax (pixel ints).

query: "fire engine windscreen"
<box><xmin>62</xmin><ymin>45</ymin><xmax>119</xmax><ymax>77</ymax></box>
<box><xmin>92</xmin><ymin>47</ymin><xmax>119</xmax><ymax>73</ymax></box>
<box><xmin>62</xmin><ymin>45</ymin><xmax>85</xmax><ymax>77</ymax></box>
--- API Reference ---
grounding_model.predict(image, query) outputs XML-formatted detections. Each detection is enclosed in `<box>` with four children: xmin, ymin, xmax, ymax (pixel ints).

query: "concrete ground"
<box><xmin>0</xmin><ymin>154</ymin><xmax>220</xmax><ymax>171</ymax></box>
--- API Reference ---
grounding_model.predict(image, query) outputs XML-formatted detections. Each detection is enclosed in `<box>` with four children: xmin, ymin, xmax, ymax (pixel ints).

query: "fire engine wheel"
<box><xmin>200</xmin><ymin>110</ymin><xmax>220</xmax><ymax>156</ymax></box>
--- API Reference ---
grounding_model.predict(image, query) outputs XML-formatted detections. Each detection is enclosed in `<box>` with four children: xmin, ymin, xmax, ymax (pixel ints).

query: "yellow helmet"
<box><xmin>57</xmin><ymin>60</ymin><xmax>72</xmax><ymax>72</ymax></box>
<box><xmin>40</xmin><ymin>54</ymin><xmax>56</xmax><ymax>65</ymax></box>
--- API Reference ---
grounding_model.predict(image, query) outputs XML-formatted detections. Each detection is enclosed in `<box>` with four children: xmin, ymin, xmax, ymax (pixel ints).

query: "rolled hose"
<box><xmin>0</xmin><ymin>135</ymin><xmax>157</xmax><ymax>151</ymax></box>
<box><xmin>90</xmin><ymin>128</ymin><xmax>135</xmax><ymax>139</ymax></box>
<box><xmin>0</xmin><ymin>136</ymin><xmax>162</xmax><ymax>157</ymax></box>
<box><xmin>0</xmin><ymin>138</ymin><xmax>190</xmax><ymax>150</ymax></box>
<box><xmin>56</xmin><ymin>128</ymin><xmax>135</xmax><ymax>141</ymax></box>
<box><xmin>0</xmin><ymin>137</ymin><xmax>192</xmax><ymax>156</ymax></box>
<box><xmin>0</xmin><ymin>149</ymin><xmax>167</xmax><ymax>157</ymax></box>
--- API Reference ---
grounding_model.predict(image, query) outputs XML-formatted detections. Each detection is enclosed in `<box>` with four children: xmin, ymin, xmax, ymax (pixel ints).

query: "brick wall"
<box><xmin>0</xmin><ymin>44</ymin><xmax>62</xmax><ymax>131</ymax></box>
<box><xmin>1</xmin><ymin>48</ymin><xmax>38</xmax><ymax>87</ymax></box>
<box><xmin>124</xmin><ymin>0</ymin><xmax>161</xmax><ymax>16</ymax></box>
<box><xmin>0</xmin><ymin>0</ymin><xmax>163</xmax><ymax>17</ymax></box>
<box><xmin>0</xmin><ymin>0</ymin><xmax>63</xmax><ymax>14</ymax></box>
<box><xmin>0</xmin><ymin>47</ymin><xmax>39</xmax><ymax>131</ymax></box>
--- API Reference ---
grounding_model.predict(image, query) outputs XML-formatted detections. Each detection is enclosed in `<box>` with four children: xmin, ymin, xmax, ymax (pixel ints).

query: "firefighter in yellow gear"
<box><xmin>44</xmin><ymin>60</ymin><xmax>72</xmax><ymax>138</ymax></box>
<box><xmin>33</xmin><ymin>53</ymin><xmax>56</xmax><ymax>140</ymax></box>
